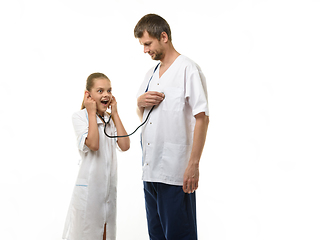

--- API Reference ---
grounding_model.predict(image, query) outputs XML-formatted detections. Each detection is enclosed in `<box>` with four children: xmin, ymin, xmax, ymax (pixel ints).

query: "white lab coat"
<box><xmin>137</xmin><ymin>55</ymin><xmax>209</xmax><ymax>186</ymax></box>
<box><xmin>63</xmin><ymin>109</ymin><xmax>118</xmax><ymax>240</ymax></box>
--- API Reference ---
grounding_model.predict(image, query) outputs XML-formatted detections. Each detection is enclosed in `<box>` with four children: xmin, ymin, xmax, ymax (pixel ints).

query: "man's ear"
<box><xmin>160</xmin><ymin>31</ymin><xmax>169</xmax><ymax>43</ymax></box>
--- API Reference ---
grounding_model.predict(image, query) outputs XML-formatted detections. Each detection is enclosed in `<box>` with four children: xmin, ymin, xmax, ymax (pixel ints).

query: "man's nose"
<box><xmin>144</xmin><ymin>46</ymin><xmax>149</xmax><ymax>54</ymax></box>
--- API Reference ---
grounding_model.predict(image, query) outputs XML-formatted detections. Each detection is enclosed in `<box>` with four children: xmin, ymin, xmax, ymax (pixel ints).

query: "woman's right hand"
<box><xmin>84</xmin><ymin>91</ymin><xmax>97</xmax><ymax>114</ymax></box>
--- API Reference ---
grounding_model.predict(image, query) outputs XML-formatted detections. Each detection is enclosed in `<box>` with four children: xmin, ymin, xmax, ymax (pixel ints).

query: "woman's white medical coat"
<box><xmin>63</xmin><ymin>109</ymin><xmax>117</xmax><ymax>240</ymax></box>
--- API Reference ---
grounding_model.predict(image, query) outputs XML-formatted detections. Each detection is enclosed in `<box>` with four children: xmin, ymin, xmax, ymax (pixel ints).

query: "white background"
<box><xmin>0</xmin><ymin>0</ymin><xmax>319</xmax><ymax>239</ymax></box>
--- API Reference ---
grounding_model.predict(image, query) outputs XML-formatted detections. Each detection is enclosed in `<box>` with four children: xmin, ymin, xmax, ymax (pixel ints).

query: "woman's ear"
<box><xmin>85</xmin><ymin>90</ymin><xmax>91</xmax><ymax>97</ymax></box>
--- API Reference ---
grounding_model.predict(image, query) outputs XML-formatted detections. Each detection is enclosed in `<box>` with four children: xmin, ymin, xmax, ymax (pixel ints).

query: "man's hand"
<box><xmin>137</xmin><ymin>91</ymin><xmax>165</xmax><ymax>108</ymax></box>
<box><xmin>183</xmin><ymin>163</ymin><xmax>199</xmax><ymax>194</ymax></box>
<box><xmin>182</xmin><ymin>112</ymin><xmax>209</xmax><ymax>194</ymax></box>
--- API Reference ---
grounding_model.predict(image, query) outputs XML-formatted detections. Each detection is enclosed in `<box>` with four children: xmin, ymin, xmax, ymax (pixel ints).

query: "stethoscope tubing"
<box><xmin>97</xmin><ymin>63</ymin><xmax>160</xmax><ymax>138</ymax></box>
<box><xmin>97</xmin><ymin>105</ymin><xmax>155</xmax><ymax>138</ymax></box>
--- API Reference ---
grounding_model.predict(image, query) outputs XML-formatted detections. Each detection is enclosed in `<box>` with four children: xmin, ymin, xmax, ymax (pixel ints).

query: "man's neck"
<box><xmin>160</xmin><ymin>47</ymin><xmax>180</xmax><ymax>68</ymax></box>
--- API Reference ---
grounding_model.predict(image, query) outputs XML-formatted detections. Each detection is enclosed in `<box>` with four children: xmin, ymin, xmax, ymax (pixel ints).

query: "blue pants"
<box><xmin>143</xmin><ymin>181</ymin><xmax>198</xmax><ymax>240</ymax></box>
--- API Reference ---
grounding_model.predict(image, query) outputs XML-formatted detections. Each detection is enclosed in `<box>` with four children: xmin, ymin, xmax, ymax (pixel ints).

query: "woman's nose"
<box><xmin>103</xmin><ymin>92</ymin><xmax>111</xmax><ymax>98</ymax></box>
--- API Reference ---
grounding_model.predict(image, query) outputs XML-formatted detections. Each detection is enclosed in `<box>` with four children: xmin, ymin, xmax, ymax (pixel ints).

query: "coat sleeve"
<box><xmin>72</xmin><ymin>111</ymin><xmax>90</xmax><ymax>153</ymax></box>
<box><xmin>185</xmin><ymin>67</ymin><xmax>209</xmax><ymax>117</ymax></box>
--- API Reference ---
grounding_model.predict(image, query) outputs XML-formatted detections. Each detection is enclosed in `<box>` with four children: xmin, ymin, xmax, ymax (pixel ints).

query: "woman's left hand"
<box><xmin>109</xmin><ymin>96</ymin><xmax>118</xmax><ymax>114</ymax></box>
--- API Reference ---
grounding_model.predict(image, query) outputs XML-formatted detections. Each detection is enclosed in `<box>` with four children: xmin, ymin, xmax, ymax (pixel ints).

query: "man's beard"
<box><xmin>152</xmin><ymin>51</ymin><xmax>163</xmax><ymax>61</ymax></box>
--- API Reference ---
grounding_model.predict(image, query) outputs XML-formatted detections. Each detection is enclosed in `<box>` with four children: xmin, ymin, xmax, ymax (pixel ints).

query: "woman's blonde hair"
<box><xmin>81</xmin><ymin>73</ymin><xmax>110</xmax><ymax>110</ymax></box>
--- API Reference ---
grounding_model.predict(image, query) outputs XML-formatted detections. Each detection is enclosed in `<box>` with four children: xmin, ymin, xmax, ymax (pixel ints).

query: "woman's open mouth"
<box><xmin>101</xmin><ymin>100</ymin><xmax>109</xmax><ymax>106</ymax></box>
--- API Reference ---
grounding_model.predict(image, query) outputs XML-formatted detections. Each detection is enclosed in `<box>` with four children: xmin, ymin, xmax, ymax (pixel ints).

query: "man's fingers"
<box><xmin>146</xmin><ymin>95</ymin><xmax>164</xmax><ymax>101</ymax></box>
<box><xmin>183</xmin><ymin>179</ymin><xmax>191</xmax><ymax>194</ymax></box>
<box><xmin>146</xmin><ymin>99</ymin><xmax>162</xmax><ymax>105</ymax></box>
<box><xmin>189</xmin><ymin>178</ymin><xmax>195</xmax><ymax>194</ymax></box>
<box><xmin>145</xmin><ymin>93</ymin><xmax>164</xmax><ymax>105</ymax></box>
<box><xmin>183</xmin><ymin>179</ymin><xmax>188</xmax><ymax>193</ymax></box>
<box><xmin>138</xmin><ymin>91</ymin><xmax>165</xmax><ymax>108</ymax></box>
<box><xmin>148</xmin><ymin>91</ymin><xmax>165</xmax><ymax>97</ymax></box>
<box><xmin>183</xmin><ymin>177</ymin><xmax>198</xmax><ymax>194</ymax></box>
<box><xmin>146</xmin><ymin>91</ymin><xmax>165</xmax><ymax>100</ymax></box>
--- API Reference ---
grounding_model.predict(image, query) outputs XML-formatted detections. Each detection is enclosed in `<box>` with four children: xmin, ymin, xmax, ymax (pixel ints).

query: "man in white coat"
<box><xmin>134</xmin><ymin>14</ymin><xmax>209</xmax><ymax>240</ymax></box>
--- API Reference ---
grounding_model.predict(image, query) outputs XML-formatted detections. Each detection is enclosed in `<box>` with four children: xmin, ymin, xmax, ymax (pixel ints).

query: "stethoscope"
<box><xmin>97</xmin><ymin>63</ymin><xmax>160</xmax><ymax>138</ymax></box>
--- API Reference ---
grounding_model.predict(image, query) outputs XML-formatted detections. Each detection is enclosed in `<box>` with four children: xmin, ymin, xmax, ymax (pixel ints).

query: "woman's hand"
<box><xmin>83</xmin><ymin>91</ymin><xmax>99</xmax><ymax>151</ymax></box>
<box><xmin>109</xmin><ymin>95</ymin><xmax>130</xmax><ymax>151</ymax></box>
<box><xmin>109</xmin><ymin>96</ymin><xmax>118</xmax><ymax>114</ymax></box>
<box><xmin>84</xmin><ymin>91</ymin><xmax>97</xmax><ymax>115</ymax></box>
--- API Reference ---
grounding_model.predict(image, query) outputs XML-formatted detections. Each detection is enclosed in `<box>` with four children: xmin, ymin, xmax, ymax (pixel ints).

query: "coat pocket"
<box><xmin>72</xmin><ymin>178</ymin><xmax>88</xmax><ymax>211</ymax></box>
<box><xmin>162</xmin><ymin>87</ymin><xmax>185</xmax><ymax>112</ymax></box>
<box><xmin>162</xmin><ymin>142</ymin><xmax>191</xmax><ymax>181</ymax></box>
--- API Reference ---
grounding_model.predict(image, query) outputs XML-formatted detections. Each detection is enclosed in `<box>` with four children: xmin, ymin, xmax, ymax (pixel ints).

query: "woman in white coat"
<box><xmin>63</xmin><ymin>73</ymin><xmax>130</xmax><ymax>240</ymax></box>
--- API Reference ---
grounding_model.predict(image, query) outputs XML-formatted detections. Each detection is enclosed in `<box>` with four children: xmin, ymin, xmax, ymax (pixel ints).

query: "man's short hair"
<box><xmin>134</xmin><ymin>14</ymin><xmax>172</xmax><ymax>42</ymax></box>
